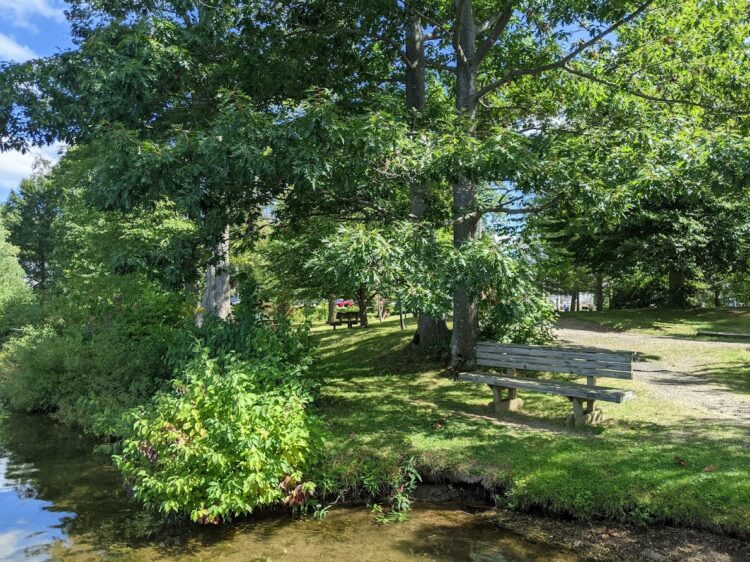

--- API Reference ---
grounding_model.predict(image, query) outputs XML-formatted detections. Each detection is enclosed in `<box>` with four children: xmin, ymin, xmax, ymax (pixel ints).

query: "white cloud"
<box><xmin>0</xmin><ymin>143</ymin><xmax>65</xmax><ymax>200</ymax></box>
<box><xmin>0</xmin><ymin>33</ymin><xmax>37</xmax><ymax>62</ymax></box>
<box><xmin>0</xmin><ymin>0</ymin><xmax>65</xmax><ymax>31</ymax></box>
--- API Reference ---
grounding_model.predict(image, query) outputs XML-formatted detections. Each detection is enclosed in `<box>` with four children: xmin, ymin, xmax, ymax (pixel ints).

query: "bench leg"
<box><xmin>492</xmin><ymin>386</ymin><xmax>523</xmax><ymax>416</ymax></box>
<box><xmin>568</xmin><ymin>398</ymin><xmax>605</xmax><ymax>427</ymax></box>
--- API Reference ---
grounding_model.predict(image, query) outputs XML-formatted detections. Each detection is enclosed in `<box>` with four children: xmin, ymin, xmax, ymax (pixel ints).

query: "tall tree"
<box><xmin>0</xmin><ymin>1</ymin><xmax>394</xmax><ymax>319</ymax></box>
<box><xmin>284</xmin><ymin>0</ymin><xmax>748</xmax><ymax>364</ymax></box>
<box><xmin>2</xmin><ymin>158</ymin><xmax>60</xmax><ymax>290</ymax></box>
<box><xmin>405</xmin><ymin>5</ymin><xmax>451</xmax><ymax>349</ymax></box>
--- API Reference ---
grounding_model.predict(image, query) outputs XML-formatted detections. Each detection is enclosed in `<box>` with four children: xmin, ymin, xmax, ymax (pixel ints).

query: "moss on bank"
<box><xmin>311</xmin><ymin>316</ymin><xmax>750</xmax><ymax>536</ymax></box>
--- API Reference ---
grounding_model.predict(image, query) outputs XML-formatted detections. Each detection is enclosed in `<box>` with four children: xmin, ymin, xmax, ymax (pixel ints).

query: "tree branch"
<box><xmin>427</xmin><ymin>60</ymin><xmax>457</xmax><ymax>73</ymax></box>
<box><xmin>423</xmin><ymin>30</ymin><xmax>448</xmax><ymax>41</ymax></box>
<box><xmin>475</xmin><ymin>0</ymin><xmax>654</xmax><ymax>101</ymax></box>
<box><xmin>412</xmin><ymin>9</ymin><xmax>451</xmax><ymax>40</ymax></box>
<box><xmin>562</xmin><ymin>64</ymin><xmax>749</xmax><ymax>115</ymax></box>
<box><xmin>436</xmin><ymin>196</ymin><xmax>559</xmax><ymax>228</ymax></box>
<box><xmin>475</xmin><ymin>3</ymin><xmax>513</xmax><ymax>63</ymax></box>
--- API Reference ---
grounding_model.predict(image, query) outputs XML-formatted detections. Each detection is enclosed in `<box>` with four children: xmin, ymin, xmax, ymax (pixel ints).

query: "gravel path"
<box><xmin>555</xmin><ymin>326</ymin><xmax>750</xmax><ymax>427</ymax></box>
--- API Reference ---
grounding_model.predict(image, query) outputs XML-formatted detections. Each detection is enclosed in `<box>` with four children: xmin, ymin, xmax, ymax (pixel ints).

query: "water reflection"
<box><xmin>0</xmin><ymin>412</ymin><xmax>577</xmax><ymax>561</ymax></box>
<box><xmin>0</xmin><ymin>442</ymin><xmax>72</xmax><ymax>560</ymax></box>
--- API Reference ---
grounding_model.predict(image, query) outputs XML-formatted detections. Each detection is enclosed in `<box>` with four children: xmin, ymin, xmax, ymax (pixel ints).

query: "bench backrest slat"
<box><xmin>476</xmin><ymin>342</ymin><xmax>633</xmax><ymax>380</ymax></box>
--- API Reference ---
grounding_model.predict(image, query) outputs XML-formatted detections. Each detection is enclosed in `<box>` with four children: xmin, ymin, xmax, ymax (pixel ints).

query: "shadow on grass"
<box><xmin>324</xmin><ymin>374</ymin><xmax>750</xmax><ymax>531</ymax></box>
<box><xmin>690</xmin><ymin>361</ymin><xmax>750</xmax><ymax>396</ymax></box>
<box><xmin>311</xmin><ymin>322</ymin><xmax>444</xmax><ymax>381</ymax></box>
<box><xmin>559</xmin><ymin>307</ymin><xmax>750</xmax><ymax>338</ymax></box>
<box><xmin>312</xmin><ymin>319</ymin><xmax>750</xmax><ymax>534</ymax></box>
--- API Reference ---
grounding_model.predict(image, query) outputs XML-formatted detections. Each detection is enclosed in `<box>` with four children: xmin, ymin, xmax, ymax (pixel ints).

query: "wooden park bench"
<box><xmin>459</xmin><ymin>342</ymin><xmax>635</xmax><ymax>426</ymax></box>
<box><xmin>327</xmin><ymin>310</ymin><xmax>360</xmax><ymax>330</ymax></box>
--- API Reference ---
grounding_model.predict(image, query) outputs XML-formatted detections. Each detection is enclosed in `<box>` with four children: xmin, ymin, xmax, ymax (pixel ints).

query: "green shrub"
<box><xmin>115</xmin><ymin>340</ymin><xmax>322</xmax><ymax>523</ymax></box>
<box><xmin>610</xmin><ymin>269</ymin><xmax>670</xmax><ymax>309</ymax></box>
<box><xmin>480</xmin><ymin>292</ymin><xmax>556</xmax><ymax>344</ymax></box>
<box><xmin>168</xmin><ymin>312</ymin><xmax>311</xmax><ymax>370</ymax></box>
<box><xmin>0</xmin><ymin>275</ymin><xmax>188</xmax><ymax>436</ymax></box>
<box><xmin>0</xmin><ymin>325</ymin><xmax>62</xmax><ymax>413</ymax></box>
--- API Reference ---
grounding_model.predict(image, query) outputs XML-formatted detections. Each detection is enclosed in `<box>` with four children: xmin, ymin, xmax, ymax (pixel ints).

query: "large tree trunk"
<box><xmin>595</xmin><ymin>273</ymin><xmax>605</xmax><ymax>312</ymax></box>
<box><xmin>451</xmin><ymin>0</ymin><xmax>480</xmax><ymax>368</ymax></box>
<box><xmin>376</xmin><ymin>294</ymin><xmax>388</xmax><ymax>321</ymax></box>
<box><xmin>196</xmin><ymin>227</ymin><xmax>231</xmax><ymax>326</ymax></box>
<box><xmin>406</xmin><ymin>9</ymin><xmax>450</xmax><ymax>351</ymax></box>
<box><xmin>405</xmin><ymin>10</ymin><xmax>426</xmax><ymax>118</ymax></box>
<box><xmin>327</xmin><ymin>296</ymin><xmax>338</xmax><ymax>323</ymax></box>
<box><xmin>668</xmin><ymin>268</ymin><xmax>686</xmax><ymax>308</ymax></box>
<box><xmin>355</xmin><ymin>287</ymin><xmax>369</xmax><ymax>327</ymax></box>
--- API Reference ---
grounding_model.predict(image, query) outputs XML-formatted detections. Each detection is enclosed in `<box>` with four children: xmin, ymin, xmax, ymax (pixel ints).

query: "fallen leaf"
<box><xmin>703</xmin><ymin>465</ymin><xmax>716</xmax><ymax>473</ymax></box>
<box><xmin>674</xmin><ymin>456</ymin><xmax>688</xmax><ymax>467</ymax></box>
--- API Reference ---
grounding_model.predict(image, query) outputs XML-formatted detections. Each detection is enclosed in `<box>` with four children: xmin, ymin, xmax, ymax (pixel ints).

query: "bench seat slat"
<box><xmin>477</xmin><ymin>343</ymin><xmax>632</xmax><ymax>365</ymax></box>
<box><xmin>475</xmin><ymin>356</ymin><xmax>633</xmax><ymax>379</ymax></box>
<box><xmin>478</xmin><ymin>341</ymin><xmax>635</xmax><ymax>355</ymax></box>
<box><xmin>476</xmin><ymin>351</ymin><xmax>631</xmax><ymax>372</ymax></box>
<box><xmin>459</xmin><ymin>373</ymin><xmax>636</xmax><ymax>403</ymax></box>
<box><xmin>477</xmin><ymin>351</ymin><xmax>631</xmax><ymax>370</ymax></box>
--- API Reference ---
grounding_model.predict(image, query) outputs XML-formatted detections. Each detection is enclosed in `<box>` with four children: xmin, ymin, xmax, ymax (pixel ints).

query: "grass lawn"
<box><xmin>310</xmin><ymin>316</ymin><xmax>750</xmax><ymax>536</ymax></box>
<box><xmin>563</xmin><ymin>307</ymin><xmax>750</xmax><ymax>337</ymax></box>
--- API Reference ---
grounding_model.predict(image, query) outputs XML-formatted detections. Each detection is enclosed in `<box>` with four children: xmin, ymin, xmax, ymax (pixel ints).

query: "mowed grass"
<box><xmin>310</xmin><ymin>317</ymin><xmax>750</xmax><ymax>536</ymax></box>
<box><xmin>563</xmin><ymin>307</ymin><xmax>750</xmax><ymax>337</ymax></box>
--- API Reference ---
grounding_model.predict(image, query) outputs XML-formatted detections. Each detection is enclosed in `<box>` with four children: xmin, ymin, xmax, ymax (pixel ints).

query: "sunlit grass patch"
<box><xmin>311</xmin><ymin>316</ymin><xmax>750</xmax><ymax>535</ymax></box>
<box><xmin>563</xmin><ymin>307</ymin><xmax>750</xmax><ymax>337</ymax></box>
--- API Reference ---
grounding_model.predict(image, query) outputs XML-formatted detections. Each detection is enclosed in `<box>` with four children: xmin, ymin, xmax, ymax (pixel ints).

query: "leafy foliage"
<box><xmin>0</xmin><ymin>276</ymin><xmax>188</xmax><ymax>436</ymax></box>
<box><xmin>305</xmin><ymin>225</ymin><xmax>405</xmax><ymax>326</ymax></box>
<box><xmin>0</xmin><ymin>219</ymin><xmax>34</xmax><ymax>338</ymax></box>
<box><xmin>452</xmin><ymin>238</ymin><xmax>555</xmax><ymax>344</ymax></box>
<box><xmin>2</xmin><ymin>159</ymin><xmax>60</xmax><ymax>289</ymax></box>
<box><xmin>0</xmin><ymin>152</ymin><xmax>194</xmax><ymax>436</ymax></box>
<box><xmin>115</xmin><ymin>322</ymin><xmax>321</xmax><ymax>523</ymax></box>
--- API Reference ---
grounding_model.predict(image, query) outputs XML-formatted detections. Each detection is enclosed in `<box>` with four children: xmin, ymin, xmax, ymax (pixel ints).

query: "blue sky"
<box><xmin>0</xmin><ymin>0</ymin><xmax>73</xmax><ymax>201</ymax></box>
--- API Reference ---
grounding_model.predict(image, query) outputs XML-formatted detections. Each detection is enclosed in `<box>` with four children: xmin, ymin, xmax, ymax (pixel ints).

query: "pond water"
<box><xmin>0</xmin><ymin>412</ymin><xmax>577</xmax><ymax>561</ymax></box>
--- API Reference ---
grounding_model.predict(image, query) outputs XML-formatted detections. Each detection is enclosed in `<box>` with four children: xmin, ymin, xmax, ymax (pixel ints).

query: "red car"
<box><xmin>336</xmin><ymin>299</ymin><xmax>354</xmax><ymax>307</ymax></box>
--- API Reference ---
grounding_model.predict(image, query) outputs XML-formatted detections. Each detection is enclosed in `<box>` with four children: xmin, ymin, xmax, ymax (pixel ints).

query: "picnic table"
<box><xmin>328</xmin><ymin>310</ymin><xmax>360</xmax><ymax>330</ymax></box>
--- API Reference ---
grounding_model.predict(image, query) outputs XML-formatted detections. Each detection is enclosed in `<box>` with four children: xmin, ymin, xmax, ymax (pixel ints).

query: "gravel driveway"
<box><xmin>555</xmin><ymin>324</ymin><xmax>750</xmax><ymax>427</ymax></box>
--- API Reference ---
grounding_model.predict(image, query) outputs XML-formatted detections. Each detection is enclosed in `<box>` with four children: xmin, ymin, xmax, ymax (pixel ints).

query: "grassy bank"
<box><xmin>311</xmin><ymin>316</ymin><xmax>750</xmax><ymax>536</ymax></box>
<box><xmin>563</xmin><ymin>307</ymin><xmax>750</xmax><ymax>337</ymax></box>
